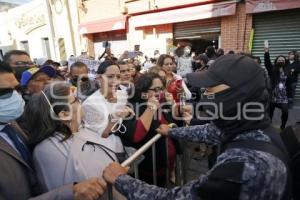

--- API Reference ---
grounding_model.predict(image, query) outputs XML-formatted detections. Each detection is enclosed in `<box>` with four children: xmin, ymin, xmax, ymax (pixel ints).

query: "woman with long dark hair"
<box><xmin>25</xmin><ymin>82</ymin><xmax>73</xmax><ymax>146</ymax></box>
<box><xmin>119</xmin><ymin>73</ymin><xmax>180</xmax><ymax>187</ymax></box>
<box><xmin>264</xmin><ymin>48</ymin><xmax>290</xmax><ymax>129</ymax></box>
<box><xmin>286</xmin><ymin>50</ymin><xmax>300</xmax><ymax>105</ymax></box>
<box><xmin>27</xmin><ymin>80</ymin><xmax>127</xmax><ymax>199</ymax></box>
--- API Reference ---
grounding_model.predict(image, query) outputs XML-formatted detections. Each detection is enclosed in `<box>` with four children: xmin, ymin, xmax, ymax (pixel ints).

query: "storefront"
<box><xmin>129</xmin><ymin>0</ymin><xmax>237</xmax><ymax>56</ymax></box>
<box><xmin>248</xmin><ymin>0</ymin><xmax>300</xmax><ymax>105</ymax></box>
<box><xmin>79</xmin><ymin>16</ymin><xmax>128</xmax><ymax>58</ymax></box>
<box><xmin>173</xmin><ymin>18</ymin><xmax>221</xmax><ymax>54</ymax></box>
<box><xmin>249</xmin><ymin>1</ymin><xmax>300</xmax><ymax>62</ymax></box>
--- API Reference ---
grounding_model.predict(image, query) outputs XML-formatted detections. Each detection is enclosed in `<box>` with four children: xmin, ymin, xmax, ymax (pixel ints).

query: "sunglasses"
<box><xmin>0</xmin><ymin>85</ymin><xmax>22</xmax><ymax>99</ymax></box>
<box><xmin>0</xmin><ymin>88</ymin><xmax>13</xmax><ymax>99</ymax></box>
<box><xmin>73</xmin><ymin>76</ymin><xmax>89</xmax><ymax>82</ymax></box>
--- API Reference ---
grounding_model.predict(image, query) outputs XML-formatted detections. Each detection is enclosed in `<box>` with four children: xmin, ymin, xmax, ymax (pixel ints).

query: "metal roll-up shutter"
<box><xmin>174</xmin><ymin>18</ymin><xmax>221</xmax><ymax>40</ymax></box>
<box><xmin>252</xmin><ymin>8</ymin><xmax>300</xmax><ymax>106</ymax></box>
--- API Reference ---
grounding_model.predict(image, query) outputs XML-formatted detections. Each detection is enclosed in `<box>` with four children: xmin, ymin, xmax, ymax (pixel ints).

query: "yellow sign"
<box><xmin>248</xmin><ymin>29</ymin><xmax>254</xmax><ymax>52</ymax></box>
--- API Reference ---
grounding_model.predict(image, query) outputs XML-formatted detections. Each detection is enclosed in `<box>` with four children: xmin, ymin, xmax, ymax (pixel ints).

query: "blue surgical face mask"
<box><xmin>0</xmin><ymin>90</ymin><xmax>25</xmax><ymax>130</ymax></box>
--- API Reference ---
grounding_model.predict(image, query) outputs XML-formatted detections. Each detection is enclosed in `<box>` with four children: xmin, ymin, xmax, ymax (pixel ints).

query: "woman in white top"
<box><xmin>27</xmin><ymin>62</ymin><xmax>133</xmax><ymax>200</ymax></box>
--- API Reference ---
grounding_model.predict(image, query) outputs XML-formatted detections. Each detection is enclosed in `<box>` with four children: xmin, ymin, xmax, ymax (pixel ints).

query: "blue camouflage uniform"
<box><xmin>114</xmin><ymin>123</ymin><xmax>287</xmax><ymax>200</ymax></box>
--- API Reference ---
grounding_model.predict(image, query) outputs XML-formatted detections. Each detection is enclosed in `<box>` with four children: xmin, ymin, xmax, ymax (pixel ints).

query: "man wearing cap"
<box><xmin>102</xmin><ymin>55</ymin><xmax>289</xmax><ymax>200</ymax></box>
<box><xmin>20</xmin><ymin>66</ymin><xmax>56</xmax><ymax>100</ymax></box>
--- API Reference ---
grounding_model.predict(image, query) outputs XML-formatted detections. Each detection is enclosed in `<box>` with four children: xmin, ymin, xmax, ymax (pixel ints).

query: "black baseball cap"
<box><xmin>187</xmin><ymin>54</ymin><xmax>265</xmax><ymax>92</ymax></box>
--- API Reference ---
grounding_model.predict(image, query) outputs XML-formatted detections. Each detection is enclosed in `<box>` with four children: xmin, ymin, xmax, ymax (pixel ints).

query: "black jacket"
<box><xmin>286</xmin><ymin>61</ymin><xmax>300</xmax><ymax>83</ymax></box>
<box><xmin>264</xmin><ymin>52</ymin><xmax>290</xmax><ymax>90</ymax></box>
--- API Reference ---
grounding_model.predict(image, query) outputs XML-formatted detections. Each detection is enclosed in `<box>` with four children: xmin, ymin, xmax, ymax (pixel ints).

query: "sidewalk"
<box><xmin>272</xmin><ymin>106</ymin><xmax>300</xmax><ymax>127</ymax></box>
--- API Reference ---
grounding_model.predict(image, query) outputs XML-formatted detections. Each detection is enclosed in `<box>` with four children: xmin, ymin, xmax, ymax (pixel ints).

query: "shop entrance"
<box><xmin>173</xmin><ymin>18</ymin><xmax>221</xmax><ymax>55</ymax></box>
<box><xmin>174</xmin><ymin>35</ymin><xmax>219</xmax><ymax>55</ymax></box>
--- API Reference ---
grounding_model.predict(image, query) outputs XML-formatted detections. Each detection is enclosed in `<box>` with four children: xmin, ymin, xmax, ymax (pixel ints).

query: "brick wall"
<box><xmin>221</xmin><ymin>3</ymin><xmax>252</xmax><ymax>53</ymax></box>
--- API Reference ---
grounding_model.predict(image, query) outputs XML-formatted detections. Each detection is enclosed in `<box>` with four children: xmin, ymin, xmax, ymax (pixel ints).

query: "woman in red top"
<box><xmin>119</xmin><ymin>73</ymin><xmax>180</xmax><ymax>187</ymax></box>
<box><xmin>157</xmin><ymin>54</ymin><xmax>191</xmax><ymax>103</ymax></box>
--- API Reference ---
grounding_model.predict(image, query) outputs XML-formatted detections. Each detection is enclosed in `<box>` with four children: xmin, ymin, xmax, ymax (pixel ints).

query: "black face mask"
<box><xmin>13</xmin><ymin>66</ymin><xmax>31</xmax><ymax>81</ymax></box>
<box><xmin>70</xmin><ymin>77</ymin><xmax>89</xmax><ymax>87</ymax></box>
<box><xmin>202</xmin><ymin>88</ymin><xmax>241</xmax><ymax>122</ymax></box>
<box><xmin>201</xmin><ymin>86</ymin><xmax>270</xmax><ymax>141</ymax></box>
<box><xmin>70</xmin><ymin>78</ymin><xmax>78</xmax><ymax>87</ymax></box>
<box><xmin>275</xmin><ymin>62</ymin><xmax>285</xmax><ymax>68</ymax></box>
<box><xmin>193</xmin><ymin>62</ymin><xmax>202</xmax><ymax>70</ymax></box>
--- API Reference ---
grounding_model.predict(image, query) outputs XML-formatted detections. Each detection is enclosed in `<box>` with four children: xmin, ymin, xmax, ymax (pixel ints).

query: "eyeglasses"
<box><xmin>148</xmin><ymin>87</ymin><xmax>165</xmax><ymax>92</ymax></box>
<box><xmin>13</xmin><ymin>61</ymin><xmax>35</xmax><ymax>67</ymax></box>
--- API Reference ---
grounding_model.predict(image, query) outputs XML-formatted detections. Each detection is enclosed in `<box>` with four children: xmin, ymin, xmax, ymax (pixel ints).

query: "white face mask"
<box><xmin>184</xmin><ymin>47</ymin><xmax>191</xmax><ymax>56</ymax></box>
<box><xmin>0</xmin><ymin>91</ymin><xmax>25</xmax><ymax>123</ymax></box>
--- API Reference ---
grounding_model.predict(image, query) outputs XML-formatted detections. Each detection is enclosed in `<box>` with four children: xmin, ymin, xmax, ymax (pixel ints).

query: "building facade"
<box><xmin>78</xmin><ymin>0</ymin><xmax>300</xmax><ymax>59</ymax></box>
<box><xmin>0</xmin><ymin>0</ymin><xmax>81</xmax><ymax>61</ymax></box>
<box><xmin>78</xmin><ymin>0</ymin><xmax>300</xmax><ymax>104</ymax></box>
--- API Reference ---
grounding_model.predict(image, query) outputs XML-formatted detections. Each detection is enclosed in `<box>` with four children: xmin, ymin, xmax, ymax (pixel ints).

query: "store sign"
<box><xmin>131</xmin><ymin>1</ymin><xmax>236</xmax><ymax>27</ymax></box>
<box><xmin>15</xmin><ymin>12</ymin><xmax>46</xmax><ymax>34</ymax></box>
<box><xmin>246</xmin><ymin>0</ymin><xmax>300</xmax><ymax>14</ymax></box>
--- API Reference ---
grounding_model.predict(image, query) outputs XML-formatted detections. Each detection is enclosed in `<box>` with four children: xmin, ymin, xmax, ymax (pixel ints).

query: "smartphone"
<box><xmin>155</xmin><ymin>92</ymin><xmax>165</xmax><ymax>103</ymax></box>
<box><xmin>102</xmin><ymin>41</ymin><xmax>111</xmax><ymax>48</ymax></box>
<box><xmin>176</xmin><ymin>79</ymin><xmax>183</xmax><ymax>88</ymax></box>
<box><xmin>264</xmin><ymin>40</ymin><xmax>269</xmax><ymax>48</ymax></box>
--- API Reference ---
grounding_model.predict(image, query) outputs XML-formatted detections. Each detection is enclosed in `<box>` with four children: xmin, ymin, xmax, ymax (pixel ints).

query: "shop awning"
<box><xmin>79</xmin><ymin>16</ymin><xmax>126</xmax><ymax>34</ymax></box>
<box><xmin>246</xmin><ymin>0</ymin><xmax>300</xmax><ymax>14</ymax></box>
<box><xmin>130</xmin><ymin>1</ymin><xmax>236</xmax><ymax>27</ymax></box>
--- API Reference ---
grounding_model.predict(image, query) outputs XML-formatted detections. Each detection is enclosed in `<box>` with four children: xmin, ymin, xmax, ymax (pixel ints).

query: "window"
<box><xmin>41</xmin><ymin>38</ymin><xmax>51</xmax><ymax>59</ymax></box>
<box><xmin>20</xmin><ymin>41</ymin><xmax>30</xmax><ymax>54</ymax></box>
<box><xmin>58</xmin><ymin>38</ymin><xmax>66</xmax><ymax>60</ymax></box>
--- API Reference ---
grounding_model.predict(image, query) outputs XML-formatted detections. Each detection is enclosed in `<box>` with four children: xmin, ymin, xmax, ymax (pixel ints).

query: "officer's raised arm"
<box><xmin>156</xmin><ymin>123</ymin><xmax>220</xmax><ymax>145</ymax></box>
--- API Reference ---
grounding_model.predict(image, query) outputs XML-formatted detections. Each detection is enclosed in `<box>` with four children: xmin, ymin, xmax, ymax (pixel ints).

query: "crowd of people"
<box><xmin>0</xmin><ymin>45</ymin><xmax>299</xmax><ymax>200</ymax></box>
